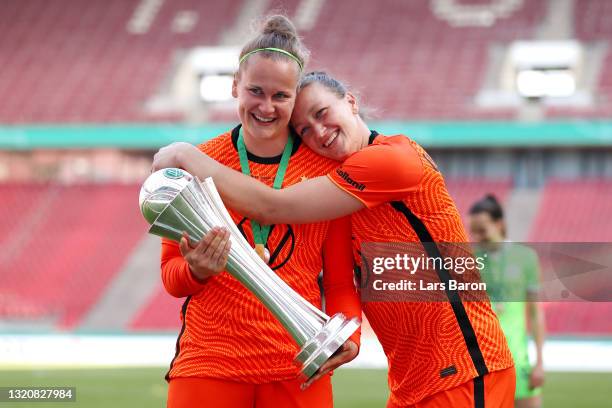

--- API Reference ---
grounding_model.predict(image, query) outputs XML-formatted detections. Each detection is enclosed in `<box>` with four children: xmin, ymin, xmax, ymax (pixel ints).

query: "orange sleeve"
<box><xmin>161</xmin><ymin>238</ymin><xmax>207</xmax><ymax>298</ymax></box>
<box><xmin>327</xmin><ymin>136</ymin><xmax>423</xmax><ymax>208</ymax></box>
<box><xmin>322</xmin><ymin>216</ymin><xmax>361</xmax><ymax>347</ymax></box>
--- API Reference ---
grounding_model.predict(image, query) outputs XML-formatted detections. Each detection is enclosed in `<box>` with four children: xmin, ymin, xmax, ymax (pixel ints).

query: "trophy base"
<box><xmin>294</xmin><ymin>313</ymin><xmax>361</xmax><ymax>379</ymax></box>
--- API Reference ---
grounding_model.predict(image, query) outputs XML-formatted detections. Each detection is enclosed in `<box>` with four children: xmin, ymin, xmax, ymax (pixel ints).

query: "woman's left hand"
<box><xmin>529</xmin><ymin>363</ymin><xmax>545</xmax><ymax>389</ymax></box>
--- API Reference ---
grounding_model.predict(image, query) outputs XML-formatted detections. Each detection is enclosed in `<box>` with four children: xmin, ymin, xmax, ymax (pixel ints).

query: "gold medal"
<box><xmin>255</xmin><ymin>244</ymin><xmax>270</xmax><ymax>263</ymax></box>
<box><xmin>238</xmin><ymin>128</ymin><xmax>292</xmax><ymax>268</ymax></box>
<box><xmin>255</xmin><ymin>243</ymin><xmax>266</xmax><ymax>261</ymax></box>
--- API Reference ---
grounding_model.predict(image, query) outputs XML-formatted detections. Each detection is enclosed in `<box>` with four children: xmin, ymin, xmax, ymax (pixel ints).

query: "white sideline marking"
<box><xmin>0</xmin><ymin>334</ymin><xmax>611</xmax><ymax>372</ymax></box>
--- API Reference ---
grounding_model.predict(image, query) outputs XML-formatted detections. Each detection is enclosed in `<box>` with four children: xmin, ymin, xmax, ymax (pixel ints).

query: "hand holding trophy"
<box><xmin>139</xmin><ymin>168</ymin><xmax>360</xmax><ymax>380</ymax></box>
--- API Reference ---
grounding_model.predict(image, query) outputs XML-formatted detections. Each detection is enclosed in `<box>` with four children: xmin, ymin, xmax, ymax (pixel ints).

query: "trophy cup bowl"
<box><xmin>139</xmin><ymin>168</ymin><xmax>360</xmax><ymax>379</ymax></box>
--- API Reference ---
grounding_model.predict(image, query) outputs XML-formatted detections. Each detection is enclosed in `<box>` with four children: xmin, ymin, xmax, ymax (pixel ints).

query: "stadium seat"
<box><xmin>0</xmin><ymin>183</ymin><xmax>147</xmax><ymax>328</ymax></box>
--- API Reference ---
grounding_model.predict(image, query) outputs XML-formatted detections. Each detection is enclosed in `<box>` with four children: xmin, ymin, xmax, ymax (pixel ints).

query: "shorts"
<box><xmin>388</xmin><ymin>366</ymin><xmax>516</xmax><ymax>408</ymax></box>
<box><xmin>167</xmin><ymin>375</ymin><xmax>332</xmax><ymax>408</ymax></box>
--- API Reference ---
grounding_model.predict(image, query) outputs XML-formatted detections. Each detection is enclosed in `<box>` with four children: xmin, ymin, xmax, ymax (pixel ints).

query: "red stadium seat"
<box><xmin>0</xmin><ymin>183</ymin><xmax>147</xmax><ymax>328</ymax></box>
<box><xmin>0</xmin><ymin>0</ymin><xmax>242</xmax><ymax>124</ymax></box>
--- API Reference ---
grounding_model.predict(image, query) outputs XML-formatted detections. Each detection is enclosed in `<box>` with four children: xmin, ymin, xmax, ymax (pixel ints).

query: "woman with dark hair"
<box><xmin>470</xmin><ymin>194</ymin><xmax>546</xmax><ymax>408</ymax></box>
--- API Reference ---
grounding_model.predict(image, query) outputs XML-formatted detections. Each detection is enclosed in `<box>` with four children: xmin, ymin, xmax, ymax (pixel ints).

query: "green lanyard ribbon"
<box><xmin>237</xmin><ymin>127</ymin><xmax>293</xmax><ymax>248</ymax></box>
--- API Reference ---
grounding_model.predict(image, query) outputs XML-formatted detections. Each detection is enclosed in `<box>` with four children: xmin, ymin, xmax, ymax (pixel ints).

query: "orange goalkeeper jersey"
<box><xmin>328</xmin><ymin>132</ymin><xmax>513</xmax><ymax>406</ymax></box>
<box><xmin>161</xmin><ymin>125</ymin><xmax>361</xmax><ymax>384</ymax></box>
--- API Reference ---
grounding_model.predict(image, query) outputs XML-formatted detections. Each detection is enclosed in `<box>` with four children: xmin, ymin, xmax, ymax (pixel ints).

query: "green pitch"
<box><xmin>0</xmin><ymin>368</ymin><xmax>610</xmax><ymax>407</ymax></box>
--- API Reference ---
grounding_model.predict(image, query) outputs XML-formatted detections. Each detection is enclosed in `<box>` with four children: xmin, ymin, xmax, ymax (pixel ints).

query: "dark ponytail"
<box><xmin>469</xmin><ymin>194</ymin><xmax>506</xmax><ymax>237</ymax></box>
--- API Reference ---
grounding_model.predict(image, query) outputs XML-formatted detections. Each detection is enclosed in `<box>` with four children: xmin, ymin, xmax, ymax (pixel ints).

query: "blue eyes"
<box><xmin>299</xmin><ymin>108</ymin><xmax>328</xmax><ymax>136</ymax></box>
<box><xmin>248</xmin><ymin>88</ymin><xmax>290</xmax><ymax>99</ymax></box>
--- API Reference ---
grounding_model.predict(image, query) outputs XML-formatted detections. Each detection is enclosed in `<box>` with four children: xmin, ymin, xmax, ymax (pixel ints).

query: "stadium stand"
<box><xmin>546</xmin><ymin>0</ymin><xmax>612</xmax><ymax>118</ymax></box>
<box><xmin>576</xmin><ymin>0</ymin><xmax>612</xmax><ymax>92</ymax></box>
<box><xmin>301</xmin><ymin>0</ymin><xmax>546</xmax><ymax>120</ymax></box>
<box><xmin>12</xmin><ymin>0</ymin><xmax>611</xmax><ymax>122</ymax></box>
<box><xmin>528</xmin><ymin>179</ymin><xmax>612</xmax><ymax>242</ymax></box>
<box><xmin>573</xmin><ymin>0</ymin><xmax>612</xmax><ymax>41</ymax></box>
<box><xmin>544</xmin><ymin>303</ymin><xmax>612</xmax><ymax>335</ymax></box>
<box><xmin>129</xmin><ymin>287</ymin><xmax>184</xmax><ymax>331</ymax></box>
<box><xmin>528</xmin><ymin>179</ymin><xmax>612</xmax><ymax>335</ymax></box>
<box><xmin>0</xmin><ymin>183</ymin><xmax>146</xmax><ymax>328</ymax></box>
<box><xmin>0</xmin><ymin>0</ymin><xmax>241</xmax><ymax>123</ymax></box>
<box><xmin>3</xmin><ymin>0</ymin><xmax>611</xmax><ymax>121</ymax></box>
<box><xmin>446</xmin><ymin>178</ymin><xmax>513</xmax><ymax>220</ymax></box>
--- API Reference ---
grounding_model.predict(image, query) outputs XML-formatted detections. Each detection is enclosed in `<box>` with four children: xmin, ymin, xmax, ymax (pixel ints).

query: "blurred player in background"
<box><xmin>154</xmin><ymin>71</ymin><xmax>515</xmax><ymax>407</ymax></box>
<box><xmin>161</xmin><ymin>16</ymin><xmax>360</xmax><ymax>408</ymax></box>
<box><xmin>470</xmin><ymin>194</ymin><xmax>545</xmax><ymax>408</ymax></box>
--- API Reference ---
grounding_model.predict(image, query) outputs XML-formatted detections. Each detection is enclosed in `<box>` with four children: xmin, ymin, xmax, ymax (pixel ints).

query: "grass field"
<box><xmin>1</xmin><ymin>368</ymin><xmax>610</xmax><ymax>407</ymax></box>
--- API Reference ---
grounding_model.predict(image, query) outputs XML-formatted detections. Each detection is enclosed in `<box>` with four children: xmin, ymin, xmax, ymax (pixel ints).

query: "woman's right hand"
<box><xmin>301</xmin><ymin>339</ymin><xmax>359</xmax><ymax>390</ymax></box>
<box><xmin>151</xmin><ymin>142</ymin><xmax>222</xmax><ymax>181</ymax></box>
<box><xmin>179</xmin><ymin>228</ymin><xmax>232</xmax><ymax>282</ymax></box>
<box><xmin>151</xmin><ymin>142</ymin><xmax>198</xmax><ymax>173</ymax></box>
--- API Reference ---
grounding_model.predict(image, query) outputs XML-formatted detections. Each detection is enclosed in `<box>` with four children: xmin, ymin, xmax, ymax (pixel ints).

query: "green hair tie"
<box><xmin>239</xmin><ymin>47</ymin><xmax>303</xmax><ymax>71</ymax></box>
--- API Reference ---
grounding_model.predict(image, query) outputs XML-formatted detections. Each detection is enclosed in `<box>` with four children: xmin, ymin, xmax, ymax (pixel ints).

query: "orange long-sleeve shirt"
<box><xmin>162</xmin><ymin>126</ymin><xmax>361</xmax><ymax>383</ymax></box>
<box><xmin>328</xmin><ymin>131</ymin><xmax>513</xmax><ymax>406</ymax></box>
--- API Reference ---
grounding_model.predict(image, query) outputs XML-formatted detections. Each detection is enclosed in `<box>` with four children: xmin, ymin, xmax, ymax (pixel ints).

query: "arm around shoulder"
<box><xmin>209</xmin><ymin>170</ymin><xmax>364</xmax><ymax>225</ymax></box>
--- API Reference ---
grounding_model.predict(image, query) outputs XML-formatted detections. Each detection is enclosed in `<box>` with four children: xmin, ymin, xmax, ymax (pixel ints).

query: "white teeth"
<box><xmin>253</xmin><ymin>114</ymin><xmax>274</xmax><ymax>123</ymax></box>
<box><xmin>324</xmin><ymin>131</ymin><xmax>338</xmax><ymax>147</ymax></box>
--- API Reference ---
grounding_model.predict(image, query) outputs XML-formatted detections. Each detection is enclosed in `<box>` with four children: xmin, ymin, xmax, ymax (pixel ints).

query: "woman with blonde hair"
<box><xmin>161</xmin><ymin>19</ymin><xmax>360</xmax><ymax>408</ymax></box>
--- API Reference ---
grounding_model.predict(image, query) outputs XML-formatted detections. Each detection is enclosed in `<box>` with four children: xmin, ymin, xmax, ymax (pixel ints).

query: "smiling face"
<box><xmin>291</xmin><ymin>83</ymin><xmax>364</xmax><ymax>161</ymax></box>
<box><xmin>232</xmin><ymin>55</ymin><xmax>299</xmax><ymax>143</ymax></box>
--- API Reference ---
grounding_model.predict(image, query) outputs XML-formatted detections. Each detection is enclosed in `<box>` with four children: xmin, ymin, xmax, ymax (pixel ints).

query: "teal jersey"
<box><xmin>478</xmin><ymin>243</ymin><xmax>540</xmax><ymax>365</ymax></box>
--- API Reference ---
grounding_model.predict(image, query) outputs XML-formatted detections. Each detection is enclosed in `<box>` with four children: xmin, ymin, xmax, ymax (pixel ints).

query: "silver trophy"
<box><xmin>139</xmin><ymin>168</ymin><xmax>360</xmax><ymax>379</ymax></box>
